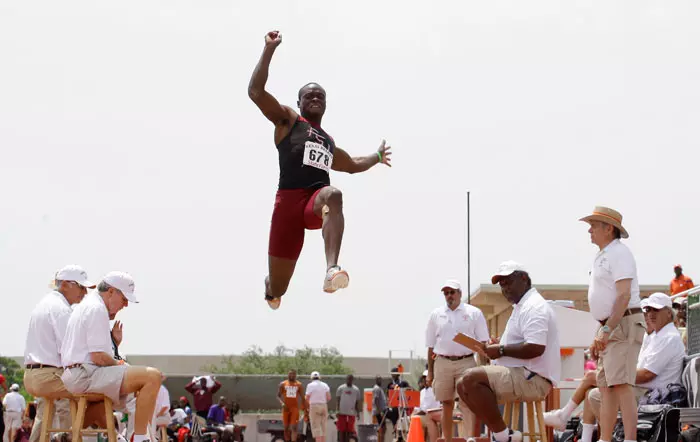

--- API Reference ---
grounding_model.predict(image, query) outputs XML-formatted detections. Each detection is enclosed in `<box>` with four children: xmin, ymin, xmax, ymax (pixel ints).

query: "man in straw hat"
<box><xmin>23</xmin><ymin>265</ymin><xmax>96</xmax><ymax>442</ymax></box>
<box><xmin>580</xmin><ymin>206</ymin><xmax>645</xmax><ymax>442</ymax></box>
<box><xmin>60</xmin><ymin>271</ymin><xmax>162</xmax><ymax>442</ymax></box>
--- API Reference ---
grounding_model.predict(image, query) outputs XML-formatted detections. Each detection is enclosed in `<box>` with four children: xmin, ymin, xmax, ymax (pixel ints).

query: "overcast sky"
<box><xmin>1</xmin><ymin>0</ymin><xmax>698</xmax><ymax>361</ymax></box>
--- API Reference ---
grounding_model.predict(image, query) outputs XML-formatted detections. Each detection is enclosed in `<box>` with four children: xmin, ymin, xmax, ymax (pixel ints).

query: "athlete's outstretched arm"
<box><xmin>248</xmin><ymin>31</ymin><xmax>294</xmax><ymax>125</ymax></box>
<box><xmin>332</xmin><ymin>140</ymin><xmax>392</xmax><ymax>174</ymax></box>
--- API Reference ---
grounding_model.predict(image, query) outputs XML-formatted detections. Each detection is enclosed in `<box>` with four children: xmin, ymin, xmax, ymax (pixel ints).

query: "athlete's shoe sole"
<box><xmin>266</xmin><ymin>296</ymin><xmax>281</xmax><ymax>310</ymax></box>
<box><xmin>323</xmin><ymin>269</ymin><xmax>349</xmax><ymax>293</ymax></box>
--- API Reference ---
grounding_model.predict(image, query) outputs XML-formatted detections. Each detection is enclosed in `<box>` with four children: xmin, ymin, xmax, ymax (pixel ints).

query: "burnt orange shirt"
<box><xmin>670</xmin><ymin>275</ymin><xmax>694</xmax><ymax>295</ymax></box>
<box><xmin>279</xmin><ymin>380</ymin><xmax>303</xmax><ymax>409</ymax></box>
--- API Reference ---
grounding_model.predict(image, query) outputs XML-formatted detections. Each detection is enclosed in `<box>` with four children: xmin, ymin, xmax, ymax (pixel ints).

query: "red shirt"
<box><xmin>184</xmin><ymin>380</ymin><xmax>222</xmax><ymax>413</ymax></box>
<box><xmin>670</xmin><ymin>275</ymin><xmax>694</xmax><ymax>295</ymax></box>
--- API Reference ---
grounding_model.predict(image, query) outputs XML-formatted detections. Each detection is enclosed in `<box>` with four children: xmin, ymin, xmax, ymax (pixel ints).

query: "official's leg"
<box><xmin>598</xmin><ymin>387</ymin><xmax>619</xmax><ymax>442</ymax></box>
<box><xmin>120</xmin><ymin>366</ymin><xmax>162</xmax><ymax>437</ymax></box>
<box><xmin>457</xmin><ymin>368</ymin><xmax>505</xmax><ymax>433</ymax></box>
<box><xmin>617</xmin><ymin>385</ymin><xmax>638</xmax><ymax>441</ymax></box>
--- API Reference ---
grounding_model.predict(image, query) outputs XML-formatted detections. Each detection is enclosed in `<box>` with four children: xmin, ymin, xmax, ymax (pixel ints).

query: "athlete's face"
<box><xmin>298</xmin><ymin>86</ymin><xmax>326</xmax><ymax>119</ymax></box>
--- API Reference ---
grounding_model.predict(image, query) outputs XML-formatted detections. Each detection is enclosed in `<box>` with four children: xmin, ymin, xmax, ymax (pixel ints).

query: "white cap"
<box><xmin>422</xmin><ymin>370</ymin><xmax>428</xmax><ymax>377</ymax></box>
<box><xmin>441</xmin><ymin>280</ymin><xmax>461</xmax><ymax>291</ymax></box>
<box><xmin>491</xmin><ymin>261</ymin><xmax>528</xmax><ymax>284</ymax></box>
<box><xmin>10</xmin><ymin>384</ymin><xmax>19</xmax><ymax>391</ymax></box>
<box><xmin>102</xmin><ymin>271</ymin><xmax>138</xmax><ymax>303</ymax></box>
<box><xmin>54</xmin><ymin>265</ymin><xmax>96</xmax><ymax>288</ymax></box>
<box><xmin>310</xmin><ymin>371</ymin><xmax>320</xmax><ymax>380</ymax></box>
<box><xmin>642</xmin><ymin>293</ymin><xmax>672</xmax><ymax>310</ymax></box>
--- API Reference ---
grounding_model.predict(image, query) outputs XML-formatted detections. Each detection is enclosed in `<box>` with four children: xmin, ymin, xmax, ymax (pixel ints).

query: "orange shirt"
<box><xmin>670</xmin><ymin>275</ymin><xmax>694</xmax><ymax>295</ymax></box>
<box><xmin>279</xmin><ymin>380</ymin><xmax>303</xmax><ymax>409</ymax></box>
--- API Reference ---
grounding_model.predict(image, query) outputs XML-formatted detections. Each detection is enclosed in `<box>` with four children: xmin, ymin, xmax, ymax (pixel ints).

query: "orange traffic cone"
<box><xmin>407</xmin><ymin>414</ymin><xmax>425</xmax><ymax>442</ymax></box>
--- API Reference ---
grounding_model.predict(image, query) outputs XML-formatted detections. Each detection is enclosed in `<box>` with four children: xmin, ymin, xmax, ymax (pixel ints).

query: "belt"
<box><xmin>25</xmin><ymin>364</ymin><xmax>58</xmax><ymax>369</ymax></box>
<box><xmin>437</xmin><ymin>354</ymin><xmax>473</xmax><ymax>361</ymax></box>
<box><xmin>64</xmin><ymin>364</ymin><xmax>82</xmax><ymax>370</ymax></box>
<box><xmin>598</xmin><ymin>307</ymin><xmax>643</xmax><ymax>326</ymax></box>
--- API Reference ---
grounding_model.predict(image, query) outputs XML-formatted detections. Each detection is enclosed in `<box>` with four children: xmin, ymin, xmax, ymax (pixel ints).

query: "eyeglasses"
<box><xmin>443</xmin><ymin>290</ymin><xmax>457</xmax><ymax>295</ymax></box>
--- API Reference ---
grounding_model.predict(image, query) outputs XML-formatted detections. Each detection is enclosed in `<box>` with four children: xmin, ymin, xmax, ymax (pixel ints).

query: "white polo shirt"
<box><xmin>24</xmin><ymin>291</ymin><xmax>74</xmax><ymax>367</ymax></box>
<box><xmin>493</xmin><ymin>288</ymin><xmax>561</xmax><ymax>385</ymax></box>
<box><xmin>425</xmin><ymin>303</ymin><xmax>489</xmax><ymax>356</ymax></box>
<box><xmin>587</xmin><ymin>239</ymin><xmax>641</xmax><ymax>321</ymax></box>
<box><xmin>2</xmin><ymin>392</ymin><xmax>26</xmax><ymax>413</ymax></box>
<box><xmin>305</xmin><ymin>380</ymin><xmax>330</xmax><ymax>405</ymax></box>
<box><xmin>637</xmin><ymin>322</ymin><xmax>685</xmax><ymax>390</ymax></box>
<box><xmin>61</xmin><ymin>292</ymin><xmax>113</xmax><ymax>367</ymax></box>
<box><xmin>419</xmin><ymin>387</ymin><xmax>441</xmax><ymax>412</ymax></box>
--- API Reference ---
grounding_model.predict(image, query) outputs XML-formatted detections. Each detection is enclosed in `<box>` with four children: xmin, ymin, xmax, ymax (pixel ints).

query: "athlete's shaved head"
<box><xmin>298</xmin><ymin>82</ymin><xmax>325</xmax><ymax>99</ymax></box>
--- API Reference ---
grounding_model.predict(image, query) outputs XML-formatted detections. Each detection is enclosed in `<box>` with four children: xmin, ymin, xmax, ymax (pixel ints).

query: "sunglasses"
<box><xmin>642</xmin><ymin>307</ymin><xmax>663</xmax><ymax>313</ymax></box>
<box><xmin>443</xmin><ymin>290</ymin><xmax>457</xmax><ymax>295</ymax></box>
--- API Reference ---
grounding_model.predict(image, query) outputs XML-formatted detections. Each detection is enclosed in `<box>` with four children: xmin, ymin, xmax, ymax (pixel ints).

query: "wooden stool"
<box><xmin>72</xmin><ymin>394</ymin><xmax>118</xmax><ymax>442</ymax></box>
<box><xmin>38</xmin><ymin>397</ymin><xmax>78</xmax><ymax>442</ymax></box>
<box><xmin>502</xmin><ymin>400</ymin><xmax>547</xmax><ymax>442</ymax></box>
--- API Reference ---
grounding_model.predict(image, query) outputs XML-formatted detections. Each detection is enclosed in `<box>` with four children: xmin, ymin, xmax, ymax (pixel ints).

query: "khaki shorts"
<box><xmin>433</xmin><ymin>355</ymin><xmax>477</xmax><ymax>402</ymax></box>
<box><xmin>61</xmin><ymin>363</ymin><xmax>128</xmax><ymax>405</ymax></box>
<box><xmin>484</xmin><ymin>366</ymin><xmax>552</xmax><ymax>402</ymax></box>
<box><xmin>4</xmin><ymin>411</ymin><xmax>23</xmax><ymax>430</ymax></box>
<box><xmin>309</xmin><ymin>403</ymin><xmax>328</xmax><ymax>437</ymax></box>
<box><xmin>587</xmin><ymin>386</ymin><xmax>647</xmax><ymax>418</ymax></box>
<box><xmin>597</xmin><ymin>313</ymin><xmax>645</xmax><ymax>387</ymax></box>
<box><xmin>24</xmin><ymin>367</ymin><xmax>71</xmax><ymax>399</ymax></box>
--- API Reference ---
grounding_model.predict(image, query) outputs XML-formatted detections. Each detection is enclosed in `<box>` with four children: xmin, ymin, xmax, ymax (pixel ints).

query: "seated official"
<box><xmin>457</xmin><ymin>262</ymin><xmax>560</xmax><ymax>442</ymax></box>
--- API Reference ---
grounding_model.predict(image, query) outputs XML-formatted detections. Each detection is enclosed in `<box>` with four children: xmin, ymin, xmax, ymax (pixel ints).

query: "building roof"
<box><xmin>468</xmin><ymin>283</ymin><xmax>668</xmax><ymax>322</ymax></box>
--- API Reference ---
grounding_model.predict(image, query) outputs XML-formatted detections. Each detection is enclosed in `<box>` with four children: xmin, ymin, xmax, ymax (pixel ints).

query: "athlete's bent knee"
<box><xmin>324</xmin><ymin>187</ymin><xmax>343</xmax><ymax>209</ymax></box>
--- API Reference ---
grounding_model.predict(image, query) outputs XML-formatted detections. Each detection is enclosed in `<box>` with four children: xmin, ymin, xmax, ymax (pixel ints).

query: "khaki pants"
<box><xmin>24</xmin><ymin>367</ymin><xmax>73</xmax><ymax>442</ymax></box>
<box><xmin>309</xmin><ymin>404</ymin><xmax>328</xmax><ymax>437</ymax></box>
<box><xmin>597</xmin><ymin>314</ymin><xmax>645</xmax><ymax>387</ymax></box>
<box><xmin>433</xmin><ymin>355</ymin><xmax>477</xmax><ymax>437</ymax></box>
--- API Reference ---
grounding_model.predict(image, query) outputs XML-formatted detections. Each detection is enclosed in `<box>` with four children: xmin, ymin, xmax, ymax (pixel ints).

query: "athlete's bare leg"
<box><xmin>265</xmin><ymin>256</ymin><xmax>298</xmax><ymax>308</ymax></box>
<box><xmin>313</xmin><ymin>186</ymin><xmax>344</xmax><ymax>269</ymax></box>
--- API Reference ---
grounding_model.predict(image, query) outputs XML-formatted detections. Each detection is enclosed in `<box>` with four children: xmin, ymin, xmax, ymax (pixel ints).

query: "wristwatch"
<box><xmin>600</xmin><ymin>325</ymin><xmax>611</xmax><ymax>335</ymax></box>
<box><xmin>499</xmin><ymin>344</ymin><xmax>505</xmax><ymax>357</ymax></box>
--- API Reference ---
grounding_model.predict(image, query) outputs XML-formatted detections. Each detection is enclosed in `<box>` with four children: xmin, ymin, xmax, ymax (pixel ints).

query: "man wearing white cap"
<box><xmin>580</xmin><ymin>206</ymin><xmax>645</xmax><ymax>442</ymax></box>
<box><xmin>425</xmin><ymin>279</ymin><xmax>488</xmax><ymax>442</ymax></box>
<box><xmin>61</xmin><ymin>271</ymin><xmax>162</xmax><ymax>442</ymax></box>
<box><xmin>457</xmin><ymin>262</ymin><xmax>560</xmax><ymax>442</ymax></box>
<box><xmin>305</xmin><ymin>372</ymin><xmax>330</xmax><ymax>442</ymax></box>
<box><xmin>23</xmin><ymin>265</ymin><xmax>96</xmax><ymax>442</ymax></box>
<box><xmin>2</xmin><ymin>384</ymin><xmax>26</xmax><ymax>442</ymax></box>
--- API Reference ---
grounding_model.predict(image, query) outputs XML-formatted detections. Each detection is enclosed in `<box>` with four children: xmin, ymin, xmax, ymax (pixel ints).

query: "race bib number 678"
<box><xmin>303</xmin><ymin>141</ymin><xmax>333</xmax><ymax>172</ymax></box>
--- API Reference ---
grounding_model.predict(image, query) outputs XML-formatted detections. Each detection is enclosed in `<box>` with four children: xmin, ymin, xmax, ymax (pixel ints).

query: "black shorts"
<box><xmin>385</xmin><ymin>408</ymin><xmax>399</xmax><ymax>425</ymax></box>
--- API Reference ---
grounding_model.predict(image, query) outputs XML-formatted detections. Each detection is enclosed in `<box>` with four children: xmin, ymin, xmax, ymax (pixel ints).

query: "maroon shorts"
<box><xmin>268</xmin><ymin>187</ymin><xmax>325</xmax><ymax>260</ymax></box>
<box><xmin>336</xmin><ymin>415</ymin><xmax>356</xmax><ymax>433</ymax></box>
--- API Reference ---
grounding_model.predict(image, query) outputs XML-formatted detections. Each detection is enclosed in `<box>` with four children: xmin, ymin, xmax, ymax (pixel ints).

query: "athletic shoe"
<box><xmin>323</xmin><ymin>266</ymin><xmax>349</xmax><ymax>293</ymax></box>
<box><xmin>543</xmin><ymin>409</ymin><xmax>568</xmax><ymax>430</ymax></box>
<box><xmin>265</xmin><ymin>294</ymin><xmax>281</xmax><ymax>310</ymax></box>
<box><xmin>492</xmin><ymin>430</ymin><xmax>522</xmax><ymax>442</ymax></box>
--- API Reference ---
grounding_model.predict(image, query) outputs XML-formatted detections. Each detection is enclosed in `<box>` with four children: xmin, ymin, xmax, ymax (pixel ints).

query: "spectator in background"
<box><xmin>413</xmin><ymin>372</ymin><xmax>441</xmax><ymax>442</ymax></box>
<box><xmin>336</xmin><ymin>375</ymin><xmax>361</xmax><ymax>442</ymax></box>
<box><xmin>305</xmin><ymin>372</ymin><xmax>330</xmax><ymax>442</ymax></box>
<box><xmin>372</xmin><ymin>376</ymin><xmax>388</xmax><ymax>442</ymax></box>
<box><xmin>207</xmin><ymin>397</ymin><xmax>227</xmax><ymax>426</ymax></box>
<box><xmin>385</xmin><ymin>368</ymin><xmax>410</xmax><ymax>441</ymax></box>
<box><xmin>670</xmin><ymin>265</ymin><xmax>694</xmax><ymax>296</ymax></box>
<box><xmin>0</xmin><ymin>373</ymin><xmax>7</xmax><ymax>440</ymax></box>
<box><xmin>3</xmin><ymin>384</ymin><xmax>26</xmax><ymax>442</ymax></box>
<box><xmin>185</xmin><ymin>376</ymin><xmax>222</xmax><ymax>419</ymax></box>
<box><xmin>583</xmin><ymin>351</ymin><xmax>597</xmax><ymax>373</ymax></box>
<box><xmin>179</xmin><ymin>396</ymin><xmax>192</xmax><ymax>419</ymax></box>
<box><xmin>150</xmin><ymin>375</ymin><xmax>171</xmax><ymax>440</ymax></box>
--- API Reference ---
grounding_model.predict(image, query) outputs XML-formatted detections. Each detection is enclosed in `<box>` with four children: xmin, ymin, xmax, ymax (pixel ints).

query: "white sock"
<box><xmin>581</xmin><ymin>424</ymin><xmax>596</xmax><ymax>442</ymax></box>
<box><xmin>561</xmin><ymin>399</ymin><xmax>577</xmax><ymax>419</ymax></box>
<box><xmin>133</xmin><ymin>434</ymin><xmax>147</xmax><ymax>442</ymax></box>
<box><xmin>494</xmin><ymin>429</ymin><xmax>510</xmax><ymax>442</ymax></box>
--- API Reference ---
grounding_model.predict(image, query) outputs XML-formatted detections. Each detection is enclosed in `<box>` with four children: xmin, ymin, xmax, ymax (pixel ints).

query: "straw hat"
<box><xmin>579</xmin><ymin>206</ymin><xmax>629</xmax><ymax>239</ymax></box>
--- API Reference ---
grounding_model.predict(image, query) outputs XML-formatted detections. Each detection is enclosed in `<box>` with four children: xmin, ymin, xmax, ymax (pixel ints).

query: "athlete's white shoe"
<box><xmin>323</xmin><ymin>266</ymin><xmax>349</xmax><ymax>293</ymax></box>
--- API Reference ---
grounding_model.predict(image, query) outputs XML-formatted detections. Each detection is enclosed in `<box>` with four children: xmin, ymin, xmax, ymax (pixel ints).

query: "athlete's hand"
<box><xmin>377</xmin><ymin>140</ymin><xmax>392</xmax><ymax>167</ymax></box>
<box><xmin>265</xmin><ymin>30</ymin><xmax>282</xmax><ymax>48</ymax></box>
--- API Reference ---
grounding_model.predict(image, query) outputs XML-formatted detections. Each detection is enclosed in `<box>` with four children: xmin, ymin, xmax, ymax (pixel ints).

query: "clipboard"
<box><xmin>452</xmin><ymin>333</ymin><xmax>486</xmax><ymax>353</ymax></box>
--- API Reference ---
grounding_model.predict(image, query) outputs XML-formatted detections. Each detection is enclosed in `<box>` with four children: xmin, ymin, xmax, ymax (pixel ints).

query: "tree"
<box><xmin>206</xmin><ymin>345</ymin><xmax>353</xmax><ymax>375</ymax></box>
<box><xmin>0</xmin><ymin>356</ymin><xmax>31</xmax><ymax>400</ymax></box>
